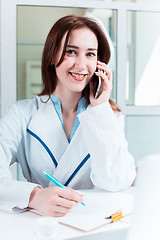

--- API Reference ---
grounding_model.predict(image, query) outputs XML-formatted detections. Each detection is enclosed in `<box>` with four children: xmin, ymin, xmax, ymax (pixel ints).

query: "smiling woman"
<box><xmin>52</xmin><ymin>27</ymin><xmax>98</xmax><ymax>140</ymax></box>
<box><xmin>40</xmin><ymin>15</ymin><xmax>119</xmax><ymax>109</ymax></box>
<box><xmin>54</xmin><ymin>28</ymin><xmax>98</xmax><ymax>95</ymax></box>
<box><xmin>0</xmin><ymin>15</ymin><xmax>136</xmax><ymax>217</ymax></box>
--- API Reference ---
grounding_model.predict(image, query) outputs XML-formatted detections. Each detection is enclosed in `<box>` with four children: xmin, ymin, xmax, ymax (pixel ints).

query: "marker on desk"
<box><xmin>105</xmin><ymin>209</ymin><xmax>131</xmax><ymax>223</ymax></box>
<box><xmin>43</xmin><ymin>171</ymin><xmax>85</xmax><ymax>206</ymax></box>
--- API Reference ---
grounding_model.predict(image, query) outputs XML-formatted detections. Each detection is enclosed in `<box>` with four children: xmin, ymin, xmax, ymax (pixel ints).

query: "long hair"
<box><xmin>39</xmin><ymin>15</ymin><xmax>120</xmax><ymax>112</ymax></box>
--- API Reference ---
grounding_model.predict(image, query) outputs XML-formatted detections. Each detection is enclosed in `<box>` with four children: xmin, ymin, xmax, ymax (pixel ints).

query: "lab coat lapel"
<box><xmin>50</xmin><ymin>126</ymin><xmax>91</xmax><ymax>187</ymax></box>
<box><xmin>27</xmin><ymin>96</ymin><xmax>69</xmax><ymax>165</ymax></box>
<box><xmin>27</xmin><ymin>96</ymin><xmax>91</xmax><ymax>188</ymax></box>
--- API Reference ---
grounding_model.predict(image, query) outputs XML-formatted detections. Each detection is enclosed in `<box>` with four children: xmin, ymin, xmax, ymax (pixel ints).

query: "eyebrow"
<box><xmin>66</xmin><ymin>45</ymin><xmax>97</xmax><ymax>51</ymax></box>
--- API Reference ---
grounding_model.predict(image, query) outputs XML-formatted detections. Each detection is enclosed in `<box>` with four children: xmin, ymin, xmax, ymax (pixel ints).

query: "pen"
<box><xmin>43</xmin><ymin>171</ymin><xmax>85</xmax><ymax>206</ymax></box>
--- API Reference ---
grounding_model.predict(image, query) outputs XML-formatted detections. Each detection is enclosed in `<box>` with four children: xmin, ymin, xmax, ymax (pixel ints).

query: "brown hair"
<box><xmin>39</xmin><ymin>15</ymin><xmax>120</xmax><ymax>112</ymax></box>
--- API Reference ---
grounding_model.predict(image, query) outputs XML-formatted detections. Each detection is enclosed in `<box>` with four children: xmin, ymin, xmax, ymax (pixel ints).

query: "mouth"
<box><xmin>69</xmin><ymin>72</ymin><xmax>88</xmax><ymax>81</ymax></box>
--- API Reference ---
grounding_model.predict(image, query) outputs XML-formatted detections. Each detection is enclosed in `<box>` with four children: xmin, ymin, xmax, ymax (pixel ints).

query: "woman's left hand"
<box><xmin>89</xmin><ymin>61</ymin><xmax>112</xmax><ymax>107</ymax></box>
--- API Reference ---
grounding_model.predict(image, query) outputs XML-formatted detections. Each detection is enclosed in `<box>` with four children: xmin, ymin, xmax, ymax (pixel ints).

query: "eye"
<box><xmin>87</xmin><ymin>52</ymin><xmax>96</xmax><ymax>57</ymax></box>
<box><xmin>66</xmin><ymin>49</ymin><xmax>76</xmax><ymax>56</ymax></box>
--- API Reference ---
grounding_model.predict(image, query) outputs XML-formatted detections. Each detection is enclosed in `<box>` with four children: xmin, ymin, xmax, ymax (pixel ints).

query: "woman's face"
<box><xmin>54</xmin><ymin>27</ymin><xmax>98</xmax><ymax>95</ymax></box>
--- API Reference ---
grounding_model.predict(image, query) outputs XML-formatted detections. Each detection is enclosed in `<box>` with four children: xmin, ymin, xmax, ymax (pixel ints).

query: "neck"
<box><xmin>52</xmin><ymin>88</ymin><xmax>82</xmax><ymax>114</ymax></box>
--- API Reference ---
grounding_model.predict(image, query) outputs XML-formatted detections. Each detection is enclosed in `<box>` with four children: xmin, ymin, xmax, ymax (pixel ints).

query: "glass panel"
<box><xmin>17</xmin><ymin>45</ymin><xmax>43</xmax><ymax>99</ymax></box>
<box><xmin>17</xmin><ymin>6</ymin><xmax>117</xmax><ymax>101</ymax></box>
<box><xmin>126</xmin><ymin>11</ymin><xmax>160</xmax><ymax>106</ymax></box>
<box><xmin>0</xmin><ymin>2</ymin><xmax>1</xmax><ymax>117</ymax></box>
<box><xmin>126</xmin><ymin>116</ymin><xmax>160</xmax><ymax>165</ymax></box>
<box><xmin>0</xmin><ymin>63</ymin><xmax>1</xmax><ymax>117</ymax></box>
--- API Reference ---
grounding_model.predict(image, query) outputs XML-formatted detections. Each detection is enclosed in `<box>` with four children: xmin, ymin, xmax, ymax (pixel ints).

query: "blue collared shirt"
<box><xmin>50</xmin><ymin>94</ymin><xmax>88</xmax><ymax>142</ymax></box>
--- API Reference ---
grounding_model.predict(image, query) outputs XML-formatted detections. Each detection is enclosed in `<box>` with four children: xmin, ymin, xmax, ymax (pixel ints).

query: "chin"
<box><xmin>70</xmin><ymin>83</ymin><xmax>87</xmax><ymax>93</ymax></box>
<box><xmin>71</xmin><ymin>88</ymin><xmax>85</xmax><ymax>93</ymax></box>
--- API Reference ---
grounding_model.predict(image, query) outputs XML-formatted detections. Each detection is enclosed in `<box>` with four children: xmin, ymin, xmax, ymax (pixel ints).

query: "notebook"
<box><xmin>127</xmin><ymin>154</ymin><xmax>160</xmax><ymax>240</ymax></box>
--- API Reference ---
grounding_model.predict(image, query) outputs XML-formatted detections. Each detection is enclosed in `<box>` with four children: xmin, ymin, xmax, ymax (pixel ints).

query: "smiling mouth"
<box><xmin>69</xmin><ymin>72</ymin><xmax>87</xmax><ymax>81</ymax></box>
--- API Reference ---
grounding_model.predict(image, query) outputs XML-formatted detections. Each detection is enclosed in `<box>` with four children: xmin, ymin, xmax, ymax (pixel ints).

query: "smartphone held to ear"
<box><xmin>95</xmin><ymin>70</ymin><xmax>101</xmax><ymax>99</ymax></box>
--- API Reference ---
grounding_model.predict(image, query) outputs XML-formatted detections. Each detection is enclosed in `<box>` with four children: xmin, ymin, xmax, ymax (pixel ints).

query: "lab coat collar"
<box><xmin>27</xmin><ymin>95</ymin><xmax>69</xmax><ymax>167</ymax></box>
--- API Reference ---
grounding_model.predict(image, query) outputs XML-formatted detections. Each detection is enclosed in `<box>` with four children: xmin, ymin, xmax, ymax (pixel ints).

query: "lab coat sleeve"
<box><xmin>0</xmin><ymin>102</ymin><xmax>40</xmax><ymax>212</ymax></box>
<box><xmin>78</xmin><ymin>101</ymin><xmax>136</xmax><ymax>191</ymax></box>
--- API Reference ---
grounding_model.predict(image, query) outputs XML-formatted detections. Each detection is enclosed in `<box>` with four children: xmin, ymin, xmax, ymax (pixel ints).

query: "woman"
<box><xmin>0</xmin><ymin>15</ymin><xmax>136</xmax><ymax>217</ymax></box>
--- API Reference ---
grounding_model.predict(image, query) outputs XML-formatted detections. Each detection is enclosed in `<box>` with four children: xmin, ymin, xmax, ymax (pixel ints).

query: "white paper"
<box><xmin>59</xmin><ymin>190</ymin><xmax>134</xmax><ymax>232</ymax></box>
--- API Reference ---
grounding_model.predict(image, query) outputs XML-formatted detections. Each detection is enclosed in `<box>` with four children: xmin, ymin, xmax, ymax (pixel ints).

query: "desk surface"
<box><xmin>0</xmin><ymin>188</ymin><xmax>135</xmax><ymax>240</ymax></box>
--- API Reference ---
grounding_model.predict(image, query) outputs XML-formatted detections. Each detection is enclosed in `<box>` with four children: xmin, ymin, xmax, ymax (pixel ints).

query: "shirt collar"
<box><xmin>50</xmin><ymin>94</ymin><xmax>88</xmax><ymax>111</ymax></box>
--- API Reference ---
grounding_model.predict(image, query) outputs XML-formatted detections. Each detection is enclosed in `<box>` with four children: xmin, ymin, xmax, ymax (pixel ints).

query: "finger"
<box><xmin>69</xmin><ymin>188</ymin><xmax>84</xmax><ymax>197</ymax></box>
<box><xmin>97</xmin><ymin>60</ymin><xmax>107</xmax><ymax>66</ymax></box>
<box><xmin>96</xmin><ymin>65</ymin><xmax>112</xmax><ymax>78</ymax></box>
<box><xmin>95</xmin><ymin>72</ymin><xmax>112</xmax><ymax>93</ymax></box>
<box><xmin>56</xmin><ymin>187</ymin><xmax>83</xmax><ymax>204</ymax></box>
<box><xmin>46</xmin><ymin>206</ymin><xmax>69</xmax><ymax>217</ymax></box>
<box><xmin>69</xmin><ymin>188</ymin><xmax>84</xmax><ymax>205</ymax></box>
<box><xmin>95</xmin><ymin>71</ymin><xmax>108</xmax><ymax>81</ymax></box>
<box><xmin>45</xmin><ymin>205</ymin><xmax>70</xmax><ymax>217</ymax></box>
<box><xmin>95</xmin><ymin>70</ymin><xmax>112</xmax><ymax>84</ymax></box>
<box><xmin>52</xmin><ymin>212</ymin><xmax>67</xmax><ymax>217</ymax></box>
<box><xmin>54</xmin><ymin>205</ymin><xmax>71</xmax><ymax>214</ymax></box>
<box><xmin>97</xmin><ymin>65</ymin><xmax>112</xmax><ymax>75</ymax></box>
<box><xmin>66</xmin><ymin>189</ymin><xmax>84</xmax><ymax>203</ymax></box>
<box><xmin>97</xmin><ymin>61</ymin><xmax>112</xmax><ymax>71</ymax></box>
<box><xmin>57</xmin><ymin>196</ymin><xmax>78</xmax><ymax>209</ymax></box>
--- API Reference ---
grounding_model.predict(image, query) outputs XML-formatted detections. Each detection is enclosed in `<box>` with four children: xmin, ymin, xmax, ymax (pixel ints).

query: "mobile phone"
<box><xmin>94</xmin><ymin>70</ymin><xmax>101</xmax><ymax>99</ymax></box>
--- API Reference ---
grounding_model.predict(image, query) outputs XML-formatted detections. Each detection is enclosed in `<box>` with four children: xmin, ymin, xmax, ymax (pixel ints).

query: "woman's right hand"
<box><xmin>28</xmin><ymin>186</ymin><xmax>84</xmax><ymax>217</ymax></box>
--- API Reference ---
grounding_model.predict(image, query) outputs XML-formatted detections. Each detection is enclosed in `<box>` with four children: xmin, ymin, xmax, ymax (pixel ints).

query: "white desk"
<box><xmin>0</xmin><ymin>188</ymin><xmax>135</xmax><ymax>240</ymax></box>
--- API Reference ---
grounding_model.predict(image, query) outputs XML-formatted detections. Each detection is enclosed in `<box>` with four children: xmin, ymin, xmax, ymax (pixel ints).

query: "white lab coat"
<box><xmin>0</xmin><ymin>95</ymin><xmax>136</xmax><ymax>212</ymax></box>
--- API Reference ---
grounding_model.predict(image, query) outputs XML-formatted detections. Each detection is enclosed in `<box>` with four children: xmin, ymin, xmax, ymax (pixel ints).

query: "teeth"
<box><xmin>71</xmin><ymin>73</ymin><xmax>85</xmax><ymax>78</ymax></box>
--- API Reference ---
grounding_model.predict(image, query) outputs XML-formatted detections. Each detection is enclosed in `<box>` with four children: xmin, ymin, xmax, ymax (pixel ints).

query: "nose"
<box><xmin>74</xmin><ymin>54</ymin><xmax>87</xmax><ymax>71</ymax></box>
